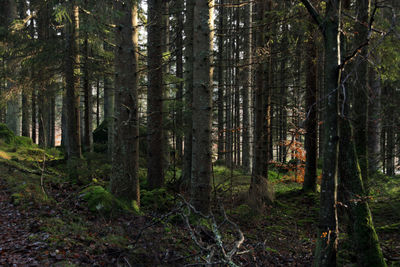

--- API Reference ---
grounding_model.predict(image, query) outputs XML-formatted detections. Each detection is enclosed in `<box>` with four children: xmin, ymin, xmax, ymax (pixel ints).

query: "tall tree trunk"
<box><xmin>175</xmin><ymin>0</ymin><xmax>184</xmax><ymax>161</ymax></box>
<box><xmin>182</xmin><ymin>0</ymin><xmax>194</xmax><ymax>188</ymax></box>
<box><xmin>234</xmin><ymin>6</ymin><xmax>241</xmax><ymax>167</ymax></box>
<box><xmin>83</xmin><ymin>6</ymin><xmax>93</xmax><ymax>152</ymax></box>
<box><xmin>147</xmin><ymin>0</ymin><xmax>164</xmax><ymax>189</ymax></box>
<box><xmin>4</xmin><ymin>0</ymin><xmax>20</xmax><ymax>136</ymax></box>
<box><xmin>386</xmin><ymin>86</ymin><xmax>395</xmax><ymax>176</ymax></box>
<box><xmin>242</xmin><ymin>1</ymin><xmax>252</xmax><ymax>173</ymax></box>
<box><xmin>300</xmin><ymin>1</ymin><xmax>341</xmax><ymax>265</ymax></box>
<box><xmin>217</xmin><ymin>0</ymin><xmax>225</xmax><ymax>162</ymax></box>
<box><xmin>110</xmin><ymin>0</ymin><xmax>140</xmax><ymax>204</ymax></box>
<box><xmin>20</xmin><ymin>0</ymin><xmax>29</xmax><ymax>138</ymax></box>
<box><xmin>303</xmin><ymin>21</ymin><xmax>318</xmax><ymax>192</ymax></box>
<box><xmin>65</xmin><ymin>2</ymin><xmax>82</xmax><ymax>158</ymax></box>
<box><xmin>353</xmin><ymin>0</ymin><xmax>370</xmax><ymax>185</ymax></box>
<box><xmin>368</xmin><ymin>61</ymin><xmax>381</xmax><ymax>174</ymax></box>
<box><xmin>249</xmin><ymin>0</ymin><xmax>273</xmax><ymax>207</ymax></box>
<box><xmin>190</xmin><ymin>0</ymin><xmax>214</xmax><ymax>214</ymax></box>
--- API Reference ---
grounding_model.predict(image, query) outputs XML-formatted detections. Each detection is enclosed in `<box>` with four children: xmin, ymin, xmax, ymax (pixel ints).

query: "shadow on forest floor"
<box><xmin>0</xmin><ymin>138</ymin><xmax>399</xmax><ymax>266</ymax></box>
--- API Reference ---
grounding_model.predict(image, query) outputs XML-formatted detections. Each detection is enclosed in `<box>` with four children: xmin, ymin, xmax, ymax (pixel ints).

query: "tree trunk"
<box><xmin>217</xmin><ymin>0</ymin><xmax>225</xmax><ymax>162</ymax></box>
<box><xmin>175</xmin><ymin>0</ymin><xmax>184</xmax><ymax>161</ymax></box>
<box><xmin>147</xmin><ymin>0</ymin><xmax>164</xmax><ymax>189</ymax></box>
<box><xmin>182</xmin><ymin>0</ymin><xmax>194</xmax><ymax>189</ymax></box>
<box><xmin>190</xmin><ymin>0</ymin><xmax>214</xmax><ymax>214</ymax></box>
<box><xmin>83</xmin><ymin>9</ymin><xmax>93</xmax><ymax>152</ymax></box>
<box><xmin>338</xmin><ymin>104</ymin><xmax>386</xmax><ymax>267</ymax></box>
<box><xmin>353</xmin><ymin>0</ymin><xmax>370</xmax><ymax>185</ymax></box>
<box><xmin>65</xmin><ymin>2</ymin><xmax>82</xmax><ymax>158</ymax></box>
<box><xmin>110</xmin><ymin>0</ymin><xmax>140</xmax><ymax>204</ymax></box>
<box><xmin>300</xmin><ymin>1</ymin><xmax>341</xmax><ymax>265</ymax></box>
<box><xmin>249</xmin><ymin>0</ymin><xmax>273</xmax><ymax>207</ymax></box>
<box><xmin>368</xmin><ymin>61</ymin><xmax>381</xmax><ymax>174</ymax></box>
<box><xmin>303</xmin><ymin>21</ymin><xmax>318</xmax><ymax>192</ymax></box>
<box><xmin>242</xmin><ymin>1</ymin><xmax>252</xmax><ymax>173</ymax></box>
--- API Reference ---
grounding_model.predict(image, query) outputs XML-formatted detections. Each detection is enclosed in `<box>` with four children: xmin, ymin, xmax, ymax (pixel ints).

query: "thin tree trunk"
<box><xmin>242</xmin><ymin>1</ymin><xmax>252</xmax><ymax>172</ymax></box>
<box><xmin>303</xmin><ymin>21</ymin><xmax>318</xmax><ymax>192</ymax></box>
<box><xmin>83</xmin><ymin>9</ymin><xmax>93</xmax><ymax>152</ymax></box>
<box><xmin>217</xmin><ymin>0</ymin><xmax>225</xmax><ymax>162</ymax></box>
<box><xmin>175</xmin><ymin>0</ymin><xmax>184</xmax><ymax>161</ymax></box>
<box><xmin>182</xmin><ymin>0</ymin><xmax>194</xmax><ymax>188</ymax></box>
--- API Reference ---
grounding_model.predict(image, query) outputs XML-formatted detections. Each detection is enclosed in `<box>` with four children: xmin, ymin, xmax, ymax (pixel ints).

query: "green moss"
<box><xmin>80</xmin><ymin>185</ymin><xmax>131</xmax><ymax>214</ymax></box>
<box><xmin>0</xmin><ymin>123</ymin><xmax>15</xmax><ymax>143</ymax></box>
<box><xmin>14</xmin><ymin>136</ymin><xmax>33</xmax><ymax>147</ymax></box>
<box><xmin>376</xmin><ymin>223</ymin><xmax>400</xmax><ymax>233</ymax></box>
<box><xmin>140</xmin><ymin>188</ymin><xmax>175</xmax><ymax>212</ymax></box>
<box><xmin>228</xmin><ymin>204</ymin><xmax>260</xmax><ymax>223</ymax></box>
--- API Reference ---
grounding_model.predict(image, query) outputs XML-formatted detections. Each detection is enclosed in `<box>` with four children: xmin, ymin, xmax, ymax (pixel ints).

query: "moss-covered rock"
<box><xmin>80</xmin><ymin>185</ymin><xmax>133</xmax><ymax>215</ymax></box>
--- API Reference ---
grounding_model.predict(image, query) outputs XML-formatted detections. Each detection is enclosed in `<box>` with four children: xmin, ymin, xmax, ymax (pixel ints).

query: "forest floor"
<box><xmin>0</xmin><ymin>138</ymin><xmax>399</xmax><ymax>266</ymax></box>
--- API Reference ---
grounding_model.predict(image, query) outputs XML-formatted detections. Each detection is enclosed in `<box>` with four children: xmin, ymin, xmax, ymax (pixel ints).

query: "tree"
<box><xmin>190</xmin><ymin>0</ymin><xmax>214</xmax><ymax>214</ymax></box>
<box><xmin>249</xmin><ymin>0</ymin><xmax>273</xmax><ymax>208</ymax></box>
<box><xmin>147</xmin><ymin>0</ymin><xmax>164</xmax><ymax>189</ymax></box>
<box><xmin>216</xmin><ymin>0</ymin><xmax>225</xmax><ymax>163</ymax></box>
<box><xmin>182</xmin><ymin>0</ymin><xmax>194</xmax><ymax>188</ymax></box>
<box><xmin>65</xmin><ymin>1</ymin><xmax>82</xmax><ymax>159</ymax></box>
<box><xmin>300</xmin><ymin>0</ymin><xmax>341</xmax><ymax>265</ymax></box>
<box><xmin>110</xmin><ymin>0</ymin><xmax>140</xmax><ymax>204</ymax></box>
<box><xmin>303</xmin><ymin>19</ymin><xmax>318</xmax><ymax>192</ymax></box>
<box><xmin>352</xmin><ymin>0</ymin><xmax>370</xmax><ymax>185</ymax></box>
<box><xmin>242</xmin><ymin>1</ymin><xmax>252</xmax><ymax>173</ymax></box>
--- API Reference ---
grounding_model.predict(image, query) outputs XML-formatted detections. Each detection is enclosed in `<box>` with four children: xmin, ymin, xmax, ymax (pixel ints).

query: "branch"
<box><xmin>299</xmin><ymin>0</ymin><xmax>324</xmax><ymax>32</ymax></box>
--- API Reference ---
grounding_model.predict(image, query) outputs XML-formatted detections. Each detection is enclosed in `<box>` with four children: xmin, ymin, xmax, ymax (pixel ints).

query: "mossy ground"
<box><xmin>0</xmin><ymin>130</ymin><xmax>398</xmax><ymax>266</ymax></box>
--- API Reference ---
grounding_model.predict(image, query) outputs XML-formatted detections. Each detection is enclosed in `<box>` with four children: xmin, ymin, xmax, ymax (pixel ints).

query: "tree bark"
<box><xmin>339</xmin><ymin>101</ymin><xmax>387</xmax><ymax>267</ymax></box>
<box><xmin>190</xmin><ymin>0</ymin><xmax>214</xmax><ymax>214</ymax></box>
<box><xmin>300</xmin><ymin>1</ymin><xmax>341</xmax><ymax>265</ymax></box>
<box><xmin>175</xmin><ymin>0</ymin><xmax>184</xmax><ymax>161</ymax></box>
<box><xmin>182</xmin><ymin>0</ymin><xmax>194</xmax><ymax>189</ymax></box>
<box><xmin>147</xmin><ymin>0</ymin><xmax>164</xmax><ymax>189</ymax></box>
<box><xmin>242</xmin><ymin>1</ymin><xmax>252</xmax><ymax>172</ymax></box>
<box><xmin>353</xmin><ymin>0</ymin><xmax>370</xmax><ymax>185</ymax></box>
<box><xmin>217</xmin><ymin>0</ymin><xmax>225</xmax><ymax>163</ymax></box>
<box><xmin>303</xmin><ymin>21</ymin><xmax>318</xmax><ymax>192</ymax></box>
<box><xmin>110</xmin><ymin>0</ymin><xmax>140</xmax><ymax>204</ymax></box>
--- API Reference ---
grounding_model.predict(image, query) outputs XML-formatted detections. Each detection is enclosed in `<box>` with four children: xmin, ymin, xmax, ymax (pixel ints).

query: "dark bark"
<box><xmin>190</xmin><ymin>0</ymin><xmax>214</xmax><ymax>214</ymax></box>
<box><xmin>182</xmin><ymin>0</ymin><xmax>194</xmax><ymax>188</ymax></box>
<box><xmin>83</xmin><ymin>11</ymin><xmax>93</xmax><ymax>152</ymax></box>
<box><xmin>303</xmin><ymin>22</ymin><xmax>318</xmax><ymax>192</ymax></box>
<box><xmin>175</xmin><ymin>0</ymin><xmax>184</xmax><ymax>161</ymax></box>
<box><xmin>147</xmin><ymin>0</ymin><xmax>164</xmax><ymax>189</ymax></box>
<box><xmin>300</xmin><ymin>1</ymin><xmax>341</xmax><ymax>265</ymax></box>
<box><xmin>249</xmin><ymin>0</ymin><xmax>273</xmax><ymax>206</ymax></box>
<box><xmin>339</xmin><ymin>100</ymin><xmax>386</xmax><ymax>267</ymax></box>
<box><xmin>242</xmin><ymin>1</ymin><xmax>252</xmax><ymax>172</ymax></box>
<box><xmin>217</xmin><ymin>0</ymin><xmax>225</xmax><ymax>162</ymax></box>
<box><xmin>110</xmin><ymin>0</ymin><xmax>140</xmax><ymax>204</ymax></box>
<box><xmin>65</xmin><ymin>2</ymin><xmax>82</xmax><ymax>158</ymax></box>
<box><xmin>353</xmin><ymin>0</ymin><xmax>370</xmax><ymax>185</ymax></box>
<box><xmin>367</xmin><ymin>61</ymin><xmax>381</xmax><ymax>174</ymax></box>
